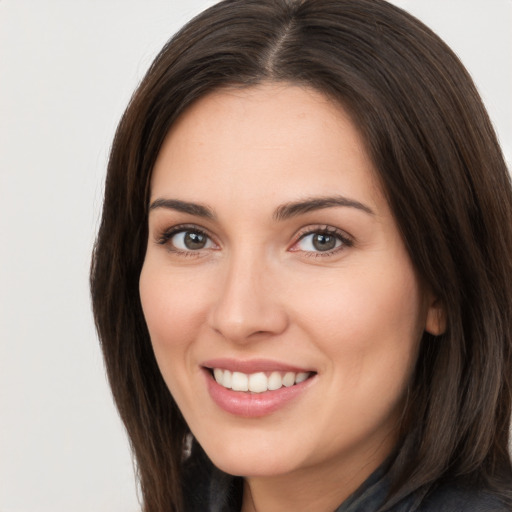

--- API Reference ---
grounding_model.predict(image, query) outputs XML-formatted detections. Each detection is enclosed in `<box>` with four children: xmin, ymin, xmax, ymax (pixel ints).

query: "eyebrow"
<box><xmin>273</xmin><ymin>195</ymin><xmax>375</xmax><ymax>221</ymax></box>
<box><xmin>148</xmin><ymin>195</ymin><xmax>374</xmax><ymax>221</ymax></box>
<box><xmin>149</xmin><ymin>198</ymin><xmax>216</xmax><ymax>219</ymax></box>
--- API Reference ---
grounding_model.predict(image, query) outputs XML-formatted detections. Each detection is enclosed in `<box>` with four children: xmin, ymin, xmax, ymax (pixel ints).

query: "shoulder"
<box><xmin>417</xmin><ymin>481</ymin><xmax>510</xmax><ymax>512</ymax></box>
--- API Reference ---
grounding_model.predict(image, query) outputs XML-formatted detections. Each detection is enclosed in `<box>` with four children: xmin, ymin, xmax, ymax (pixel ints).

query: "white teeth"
<box><xmin>267</xmin><ymin>371</ymin><xmax>282</xmax><ymax>391</ymax></box>
<box><xmin>212</xmin><ymin>368</ymin><xmax>311</xmax><ymax>392</ymax></box>
<box><xmin>213</xmin><ymin>368</ymin><xmax>224</xmax><ymax>383</ymax></box>
<box><xmin>222</xmin><ymin>369</ymin><xmax>232</xmax><ymax>389</ymax></box>
<box><xmin>295</xmin><ymin>372</ymin><xmax>309</xmax><ymax>384</ymax></box>
<box><xmin>248</xmin><ymin>372</ymin><xmax>267</xmax><ymax>393</ymax></box>
<box><xmin>231</xmin><ymin>371</ymin><xmax>249</xmax><ymax>391</ymax></box>
<box><xmin>282</xmin><ymin>372</ymin><xmax>295</xmax><ymax>387</ymax></box>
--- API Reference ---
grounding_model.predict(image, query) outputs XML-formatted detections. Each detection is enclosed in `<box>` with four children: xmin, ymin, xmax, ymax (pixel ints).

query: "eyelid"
<box><xmin>153</xmin><ymin>223</ymin><xmax>353</xmax><ymax>257</ymax></box>
<box><xmin>290</xmin><ymin>225</ymin><xmax>354</xmax><ymax>255</ymax></box>
<box><xmin>155</xmin><ymin>223</ymin><xmax>218</xmax><ymax>251</ymax></box>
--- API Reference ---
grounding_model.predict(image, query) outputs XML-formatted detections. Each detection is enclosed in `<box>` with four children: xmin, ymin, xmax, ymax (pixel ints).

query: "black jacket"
<box><xmin>182</xmin><ymin>444</ymin><xmax>509</xmax><ymax>512</ymax></box>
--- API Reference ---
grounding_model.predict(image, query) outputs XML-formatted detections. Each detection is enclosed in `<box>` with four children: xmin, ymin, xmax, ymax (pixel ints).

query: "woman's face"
<box><xmin>140</xmin><ymin>84</ymin><xmax>440</xmax><ymax>481</ymax></box>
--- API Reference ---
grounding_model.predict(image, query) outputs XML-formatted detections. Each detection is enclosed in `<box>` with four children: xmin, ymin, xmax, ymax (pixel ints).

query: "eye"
<box><xmin>172</xmin><ymin>230</ymin><xmax>213</xmax><ymax>250</ymax></box>
<box><xmin>297</xmin><ymin>232</ymin><xmax>341</xmax><ymax>252</ymax></box>
<box><xmin>292</xmin><ymin>227</ymin><xmax>353</xmax><ymax>255</ymax></box>
<box><xmin>157</xmin><ymin>226</ymin><xmax>215</xmax><ymax>252</ymax></box>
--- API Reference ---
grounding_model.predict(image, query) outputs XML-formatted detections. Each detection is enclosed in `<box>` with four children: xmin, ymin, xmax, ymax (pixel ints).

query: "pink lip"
<box><xmin>201</xmin><ymin>362</ymin><xmax>316</xmax><ymax>418</ymax></box>
<box><xmin>202</xmin><ymin>358</ymin><xmax>313</xmax><ymax>374</ymax></box>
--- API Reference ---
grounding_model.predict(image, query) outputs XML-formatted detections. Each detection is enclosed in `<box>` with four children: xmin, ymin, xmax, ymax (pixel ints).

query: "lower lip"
<box><xmin>204</xmin><ymin>370</ymin><xmax>315</xmax><ymax>418</ymax></box>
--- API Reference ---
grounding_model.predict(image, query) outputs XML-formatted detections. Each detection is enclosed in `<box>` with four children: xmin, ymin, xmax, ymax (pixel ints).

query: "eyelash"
<box><xmin>155</xmin><ymin>224</ymin><xmax>353</xmax><ymax>257</ymax></box>
<box><xmin>156</xmin><ymin>224</ymin><xmax>215</xmax><ymax>256</ymax></box>
<box><xmin>292</xmin><ymin>226</ymin><xmax>353</xmax><ymax>257</ymax></box>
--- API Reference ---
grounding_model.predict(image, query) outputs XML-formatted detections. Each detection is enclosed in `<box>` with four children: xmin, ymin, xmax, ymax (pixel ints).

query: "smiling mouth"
<box><xmin>209</xmin><ymin>368</ymin><xmax>315</xmax><ymax>393</ymax></box>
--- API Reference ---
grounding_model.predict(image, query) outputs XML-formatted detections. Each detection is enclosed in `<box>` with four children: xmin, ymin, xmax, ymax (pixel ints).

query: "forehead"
<box><xmin>150</xmin><ymin>83</ymin><xmax>383</xmax><ymax>211</ymax></box>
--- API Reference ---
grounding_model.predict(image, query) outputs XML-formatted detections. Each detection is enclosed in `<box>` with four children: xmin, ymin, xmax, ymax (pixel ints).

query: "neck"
<box><xmin>240</xmin><ymin>442</ymin><xmax>393</xmax><ymax>512</ymax></box>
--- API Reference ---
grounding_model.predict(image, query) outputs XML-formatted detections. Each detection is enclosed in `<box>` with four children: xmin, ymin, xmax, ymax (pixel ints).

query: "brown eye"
<box><xmin>183</xmin><ymin>231</ymin><xmax>208</xmax><ymax>249</ymax></box>
<box><xmin>311</xmin><ymin>233</ymin><xmax>337</xmax><ymax>251</ymax></box>
<box><xmin>167</xmin><ymin>229</ymin><xmax>214</xmax><ymax>251</ymax></box>
<box><xmin>296</xmin><ymin>231</ymin><xmax>344</xmax><ymax>253</ymax></box>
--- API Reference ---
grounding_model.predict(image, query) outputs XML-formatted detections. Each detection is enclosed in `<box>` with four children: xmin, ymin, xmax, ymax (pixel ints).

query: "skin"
<box><xmin>139</xmin><ymin>83</ymin><xmax>444</xmax><ymax>512</ymax></box>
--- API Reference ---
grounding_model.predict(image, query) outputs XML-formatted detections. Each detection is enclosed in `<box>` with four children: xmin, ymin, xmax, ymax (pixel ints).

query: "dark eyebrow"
<box><xmin>148</xmin><ymin>195</ymin><xmax>373</xmax><ymax>221</ymax></box>
<box><xmin>273</xmin><ymin>195</ymin><xmax>374</xmax><ymax>221</ymax></box>
<box><xmin>149</xmin><ymin>198</ymin><xmax>215</xmax><ymax>219</ymax></box>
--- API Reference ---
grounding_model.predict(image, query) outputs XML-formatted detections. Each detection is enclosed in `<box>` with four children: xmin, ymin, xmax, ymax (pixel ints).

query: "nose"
<box><xmin>208</xmin><ymin>251</ymin><xmax>289</xmax><ymax>343</ymax></box>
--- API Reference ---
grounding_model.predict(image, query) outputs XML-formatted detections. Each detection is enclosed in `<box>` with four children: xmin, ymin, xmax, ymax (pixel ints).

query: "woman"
<box><xmin>90</xmin><ymin>0</ymin><xmax>512</xmax><ymax>510</ymax></box>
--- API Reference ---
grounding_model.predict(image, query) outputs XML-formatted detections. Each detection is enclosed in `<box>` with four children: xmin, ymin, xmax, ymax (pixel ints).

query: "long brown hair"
<box><xmin>90</xmin><ymin>1</ymin><xmax>512</xmax><ymax>510</ymax></box>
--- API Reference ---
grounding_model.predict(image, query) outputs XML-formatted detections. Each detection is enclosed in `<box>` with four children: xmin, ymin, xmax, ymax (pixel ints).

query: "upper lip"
<box><xmin>202</xmin><ymin>358</ymin><xmax>314</xmax><ymax>374</ymax></box>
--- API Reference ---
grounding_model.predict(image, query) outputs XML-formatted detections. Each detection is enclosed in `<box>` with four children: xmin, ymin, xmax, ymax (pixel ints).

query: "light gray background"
<box><xmin>1</xmin><ymin>1</ymin><xmax>511</xmax><ymax>511</ymax></box>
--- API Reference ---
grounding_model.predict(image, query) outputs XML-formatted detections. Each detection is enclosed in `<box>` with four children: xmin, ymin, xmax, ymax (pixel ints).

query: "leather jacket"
<box><xmin>182</xmin><ymin>443</ymin><xmax>509</xmax><ymax>512</ymax></box>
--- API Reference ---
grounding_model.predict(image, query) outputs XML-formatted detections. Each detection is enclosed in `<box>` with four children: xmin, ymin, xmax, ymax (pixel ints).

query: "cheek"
<box><xmin>139</xmin><ymin>262</ymin><xmax>208</xmax><ymax>361</ymax></box>
<box><xmin>292</xmin><ymin>260</ymin><xmax>424</xmax><ymax>378</ymax></box>
<box><xmin>138</xmin><ymin>261</ymin><xmax>214</xmax><ymax>421</ymax></box>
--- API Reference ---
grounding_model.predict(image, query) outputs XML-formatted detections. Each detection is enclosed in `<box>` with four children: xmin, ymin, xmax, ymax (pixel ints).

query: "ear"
<box><xmin>425</xmin><ymin>295</ymin><xmax>446</xmax><ymax>336</ymax></box>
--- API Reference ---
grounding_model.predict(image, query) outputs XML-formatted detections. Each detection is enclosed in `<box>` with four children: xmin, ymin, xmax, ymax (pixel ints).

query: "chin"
<box><xmin>196</xmin><ymin>431</ymin><xmax>305</xmax><ymax>477</ymax></box>
<box><xmin>211</xmin><ymin>454</ymin><xmax>299</xmax><ymax>478</ymax></box>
